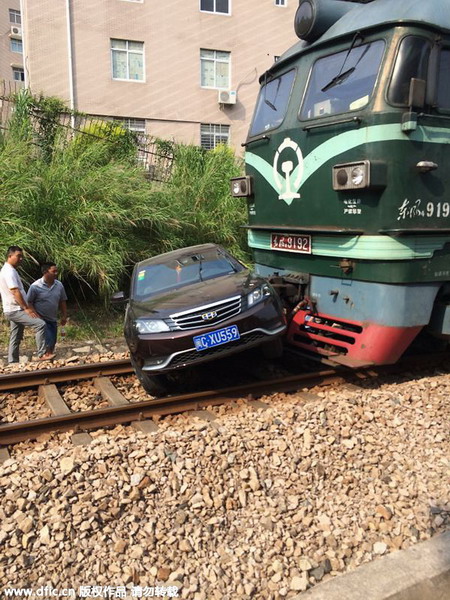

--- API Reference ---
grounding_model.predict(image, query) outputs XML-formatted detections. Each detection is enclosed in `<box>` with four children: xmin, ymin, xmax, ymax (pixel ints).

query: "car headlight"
<box><xmin>248</xmin><ymin>283</ymin><xmax>272</xmax><ymax>307</ymax></box>
<box><xmin>135</xmin><ymin>319</ymin><xmax>170</xmax><ymax>333</ymax></box>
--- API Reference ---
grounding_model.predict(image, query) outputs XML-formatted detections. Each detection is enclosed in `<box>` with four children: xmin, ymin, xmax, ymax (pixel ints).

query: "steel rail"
<box><xmin>1</xmin><ymin>350</ymin><xmax>448</xmax><ymax>446</ymax></box>
<box><xmin>0</xmin><ymin>359</ymin><xmax>133</xmax><ymax>391</ymax></box>
<box><xmin>0</xmin><ymin>368</ymin><xmax>345</xmax><ymax>445</ymax></box>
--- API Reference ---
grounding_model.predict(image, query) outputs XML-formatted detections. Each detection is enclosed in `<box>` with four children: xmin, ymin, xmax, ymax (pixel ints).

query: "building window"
<box><xmin>106</xmin><ymin>115</ymin><xmax>146</xmax><ymax>132</ymax></box>
<box><xmin>119</xmin><ymin>117</ymin><xmax>146</xmax><ymax>132</ymax></box>
<box><xmin>200</xmin><ymin>0</ymin><xmax>230</xmax><ymax>15</ymax></box>
<box><xmin>91</xmin><ymin>115</ymin><xmax>146</xmax><ymax>135</ymax></box>
<box><xmin>200</xmin><ymin>49</ymin><xmax>230</xmax><ymax>89</ymax></box>
<box><xmin>111</xmin><ymin>39</ymin><xmax>144</xmax><ymax>81</ymax></box>
<box><xmin>200</xmin><ymin>124</ymin><xmax>230</xmax><ymax>149</ymax></box>
<box><xmin>10</xmin><ymin>39</ymin><xmax>23</xmax><ymax>53</ymax></box>
<box><xmin>275</xmin><ymin>0</ymin><xmax>286</xmax><ymax>5</ymax></box>
<box><xmin>112</xmin><ymin>117</ymin><xmax>147</xmax><ymax>162</ymax></box>
<box><xmin>12</xmin><ymin>67</ymin><xmax>24</xmax><ymax>82</ymax></box>
<box><xmin>9</xmin><ymin>9</ymin><xmax>21</xmax><ymax>24</ymax></box>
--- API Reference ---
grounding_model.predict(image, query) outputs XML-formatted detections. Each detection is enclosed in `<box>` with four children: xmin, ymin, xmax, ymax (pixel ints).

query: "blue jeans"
<box><xmin>4</xmin><ymin>310</ymin><xmax>46</xmax><ymax>363</ymax></box>
<box><xmin>44</xmin><ymin>320</ymin><xmax>58</xmax><ymax>352</ymax></box>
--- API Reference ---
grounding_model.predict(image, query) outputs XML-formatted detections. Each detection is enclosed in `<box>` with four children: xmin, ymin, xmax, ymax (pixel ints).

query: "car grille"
<box><xmin>168</xmin><ymin>330</ymin><xmax>267</xmax><ymax>368</ymax></box>
<box><xmin>167</xmin><ymin>295</ymin><xmax>242</xmax><ymax>331</ymax></box>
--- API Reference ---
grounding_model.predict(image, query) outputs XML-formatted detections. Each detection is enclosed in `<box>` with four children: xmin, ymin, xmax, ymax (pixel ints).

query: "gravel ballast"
<box><xmin>0</xmin><ymin>369</ymin><xmax>449</xmax><ymax>599</ymax></box>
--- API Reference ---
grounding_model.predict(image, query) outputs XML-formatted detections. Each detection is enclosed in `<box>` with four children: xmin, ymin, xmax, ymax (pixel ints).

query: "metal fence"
<box><xmin>0</xmin><ymin>85</ymin><xmax>174</xmax><ymax>182</ymax></box>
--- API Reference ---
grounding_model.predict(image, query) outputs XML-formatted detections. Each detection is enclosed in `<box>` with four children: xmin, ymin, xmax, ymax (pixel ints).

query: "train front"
<box><xmin>232</xmin><ymin>0</ymin><xmax>450</xmax><ymax>366</ymax></box>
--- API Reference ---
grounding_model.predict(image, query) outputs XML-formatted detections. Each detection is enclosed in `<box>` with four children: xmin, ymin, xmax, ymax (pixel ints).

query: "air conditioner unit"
<box><xmin>218</xmin><ymin>90</ymin><xmax>237</xmax><ymax>105</ymax></box>
<box><xmin>10</xmin><ymin>26</ymin><xmax>22</xmax><ymax>36</ymax></box>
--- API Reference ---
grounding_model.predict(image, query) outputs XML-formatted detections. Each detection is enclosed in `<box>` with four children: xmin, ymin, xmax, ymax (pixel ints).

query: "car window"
<box><xmin>133</xmin><ymin>251</ymin><xmax>241</xmax><ymax>300</ymax></box>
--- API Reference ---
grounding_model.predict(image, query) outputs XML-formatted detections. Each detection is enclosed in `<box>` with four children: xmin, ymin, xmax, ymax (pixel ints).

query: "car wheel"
<box><xmin>262</xmin><ymin>337</ymin><xmax>284</xmax><ymax>359</ymax></box>
<box><xmin>131</xmin><ymin>360</ymin><xmax>168</xmax><ymax>396</ymax></box>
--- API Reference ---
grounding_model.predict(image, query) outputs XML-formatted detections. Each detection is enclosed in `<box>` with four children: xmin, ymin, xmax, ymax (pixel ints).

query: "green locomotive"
<box><xmin>231</xmin><ymin>0</ymin><xmax>450</xmax><ymax>365</ymax></box>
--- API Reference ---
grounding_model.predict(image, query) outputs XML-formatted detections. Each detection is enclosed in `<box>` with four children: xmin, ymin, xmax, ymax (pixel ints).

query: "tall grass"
<box><xmin>153</xmin><ymin>144</ymin><xmax>248</xmax><ymax>261</ymax></box>
<box><xmin>0</xmin><ymin>91</ymin><xmax>247</xmax><ymax>299</ymax></box>
<box><xmin>0</xmin><ymin>131</ymin><xmax>172</xmax><ymax>296</ymax></box>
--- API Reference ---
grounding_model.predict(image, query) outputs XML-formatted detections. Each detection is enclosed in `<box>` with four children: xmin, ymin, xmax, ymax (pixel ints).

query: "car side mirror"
<box><xmin>111</xmin><ymin>291</ymin><xmax>127</xmax><ymax>305</ymax></box>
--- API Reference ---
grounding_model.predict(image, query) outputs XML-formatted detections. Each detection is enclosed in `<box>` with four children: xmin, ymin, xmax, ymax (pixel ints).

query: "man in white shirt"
<box><xmin>0</xmin><ymin>246</ymin><xmax>49</xmax><ymax>364</ymax></box>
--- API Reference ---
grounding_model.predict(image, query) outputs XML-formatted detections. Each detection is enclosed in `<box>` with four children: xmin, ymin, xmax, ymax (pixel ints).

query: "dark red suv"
<box><xmin>114</xmin><ymin>244</ymin><xmax>286</xmax><ymax>395</ymax></box>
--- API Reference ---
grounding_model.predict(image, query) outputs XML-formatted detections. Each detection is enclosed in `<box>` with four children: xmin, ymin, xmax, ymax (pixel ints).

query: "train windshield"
<box><xmin>437</xmin><ymin>48</ymin><xmax>450</xmax><ymax>111</ymax></box>
<box><xmin>388</xmin><ymin>37</ymin><xmax>431</xmax><ymax>105</ymax></box>
<box><xmin>250</xmin><ymin>69</ymin><xmax>296</xmax><ymax>136</ymax></box>
<box><xmin>300</xmin><ymin>40</ymin><xmax>385</xmax><ymax>119</ymax></box>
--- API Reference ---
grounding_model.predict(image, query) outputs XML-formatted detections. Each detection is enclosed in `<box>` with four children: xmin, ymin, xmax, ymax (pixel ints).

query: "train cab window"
<box><xmin>249</xmin><ymin>69</ymin><xmax>296</xmax><ymax>136</ymax></box>
<box><xmin>300</xmin><ymin>40</ymin><xmax>385</xmax><ymax>120</ymax></box>
<box><xmin>388</xmin><ymin>37</ymin><xmax>431</xmax><ymax>106</ymax></box>
<box><xmin>437</xmin><ymin>49</ymin><xmax>450</xmax><ymax>111</ymax></box>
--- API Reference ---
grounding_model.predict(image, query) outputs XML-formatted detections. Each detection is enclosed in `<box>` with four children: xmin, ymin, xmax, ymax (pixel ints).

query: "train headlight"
<box><xmin>351</xmin><ymin>166</ymin><xmax>365</xmax><ymax>187</ymax></box>
<box><xmin>231</xmin><ymin>176</ymin><xmax>253</xmax><ymax>197</ymax></box>
<box><xmin>332</xmin><ymin>160</ymin><xmax>386</xmax><ymax>191</ymax></box>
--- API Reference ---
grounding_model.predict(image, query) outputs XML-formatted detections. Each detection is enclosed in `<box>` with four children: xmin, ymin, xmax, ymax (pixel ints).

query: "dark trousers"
<box><xmin>44</xmin><ymin>320</ymin><xmax>58</xmax><ymax>352</ymax></box>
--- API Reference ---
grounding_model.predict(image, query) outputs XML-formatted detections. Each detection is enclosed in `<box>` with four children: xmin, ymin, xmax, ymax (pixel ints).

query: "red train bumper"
<box><xmin>287</xmin><ymin>309</ymin><xmax>423</xmax><ymax>366</ymax></box>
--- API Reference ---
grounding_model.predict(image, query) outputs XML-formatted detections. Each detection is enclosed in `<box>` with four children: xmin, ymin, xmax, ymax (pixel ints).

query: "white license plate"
<box><xmin>271</xmin><ymin>233</ymin><xmax>311</xmax><ymax>254</ymax></box>
<box><xmin>193</xmin><ymin>324</ymin><xmax>240</xmax><ymax>352</ymax></box>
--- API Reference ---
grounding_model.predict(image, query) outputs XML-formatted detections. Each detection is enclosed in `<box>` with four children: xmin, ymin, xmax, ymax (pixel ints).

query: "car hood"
<box><xmin>129</xmin><ymin>271</ymin><xmax>258</xmax><ymax>319</ymax></box>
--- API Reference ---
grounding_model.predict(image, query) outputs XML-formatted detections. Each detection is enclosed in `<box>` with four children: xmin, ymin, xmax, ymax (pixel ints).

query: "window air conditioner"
<box><xmin>218</xmin><ymin>90</ymin><xmax>237</xmax><ymax>105</ymax></box>
<box><xmin>10</xmin><ymin>26</ymin><xmax>22</xmax><ymax>36</ymax></box>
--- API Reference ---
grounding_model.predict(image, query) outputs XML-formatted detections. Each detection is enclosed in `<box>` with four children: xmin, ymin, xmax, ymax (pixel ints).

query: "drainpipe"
<box><xmin>65</xmin><ymin>0</ymin><xmax>76</xmax><ymax>129</ymax></box>
<box><xmin>19</xmin><ymin>0</ymin><xmax>27</xmax><ymax>88</ymax></box>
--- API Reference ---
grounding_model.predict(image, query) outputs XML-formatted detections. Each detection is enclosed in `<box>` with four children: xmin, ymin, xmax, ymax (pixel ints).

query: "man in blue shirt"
<box><xmin>27</xmin><ymin>262</ymin><xmax>68</xmax><ymax>356</ymax></box>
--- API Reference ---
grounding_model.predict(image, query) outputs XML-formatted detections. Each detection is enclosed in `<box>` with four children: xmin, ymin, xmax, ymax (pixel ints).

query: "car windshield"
<box><xmin>249</xmin><ymin>69</ymin><xmax>296</xmax><ymax>136</ymax></box>
<box><xmin>133</xmin><ymin>250</ymin><xmax>242</xmax><ymax>300</ymax></box>
<box><xmin>300</xmin><ymin>40</ymin><xmax>385</xmax><ymax>119</ymax></box>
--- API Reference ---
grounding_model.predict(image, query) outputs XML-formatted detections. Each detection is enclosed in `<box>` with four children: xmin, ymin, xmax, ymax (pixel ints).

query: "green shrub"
<box><xmin>0</xmin><ymin>92</ymin><xmax>248</xmax><ymax>300</ymax></box>
<box><xmin>0</xmin><ymin>105</ymin><xmax>173</xmax><ymax>297</ymax></box>
<box><xmin>69</xmin><ymin>120</ymin><xmax>139</xmax><ymax>164</ymax></box>
<box><xmin>152</xmin><ymin>143</ymin><xmax>248</xmax><ymax>261</ymax></box>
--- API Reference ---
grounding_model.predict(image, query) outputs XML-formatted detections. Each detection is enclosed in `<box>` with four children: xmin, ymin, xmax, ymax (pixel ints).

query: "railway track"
<box><xmin>0</xmin><ymin>358</ymin><xmax>133</xmax><ymax>391</ymax></box>
<box><xmin>0</xmin><ymin>351</ymin><xmax>449</xmax><ymax>456</ymax></box>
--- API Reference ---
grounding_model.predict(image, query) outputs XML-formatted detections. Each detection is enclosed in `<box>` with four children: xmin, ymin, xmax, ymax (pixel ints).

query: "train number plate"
<box><xmin>270</xmin><ymin>233</ymin><xmax>311</xmax><ymax>254</ymax></box>
<box><xmin>193</xmin><ymin>324</ymin><xmax>240</xmax><ymax>352</ymax></box>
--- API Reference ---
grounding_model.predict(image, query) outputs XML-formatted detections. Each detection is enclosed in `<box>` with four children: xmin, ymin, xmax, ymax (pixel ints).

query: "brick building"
<box><xmin>1</xmin><ymin>0</ymin><xmax>298</xmax><ymax>152</ymax></box>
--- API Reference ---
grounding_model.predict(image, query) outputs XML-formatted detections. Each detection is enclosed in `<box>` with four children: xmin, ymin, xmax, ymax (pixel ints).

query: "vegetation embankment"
<box><xmin>0</xmin><ymin>91</ymin><xmax>247</xmax><ymax>346</ymax></box>
<box><xmin>0</xmin><ymin>91</ymin><xmax>247</xmax><ymax>297</ymax></box>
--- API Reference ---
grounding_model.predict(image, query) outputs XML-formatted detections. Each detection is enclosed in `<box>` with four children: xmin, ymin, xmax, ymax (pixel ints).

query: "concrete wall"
<box><xmin>294</xmin><ymin>531</ymin><xmax>450</xmax><ymax>600</ymax></box>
